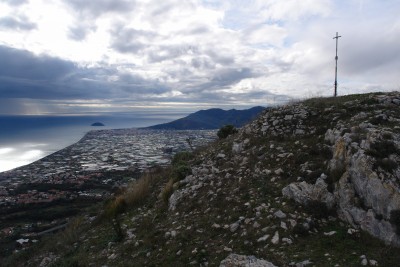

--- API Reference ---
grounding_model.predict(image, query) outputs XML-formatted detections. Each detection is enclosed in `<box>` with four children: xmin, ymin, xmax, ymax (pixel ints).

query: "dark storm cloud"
<box><xmin>0</xmin><ymin>45</ymin><xmax>170</xmax><ymax>101</ymax></box>
<box><xmin>0</xmin><ymin>46</ymin><xmax>93</xmax><ymax>99</ymax></box>
<box><xmin>0</xmin><ymin>16</ymin><xmax>37</xmax><ymax>31</ymax></box>
<box><xmin>0</xmin><ymin>44</ymin><xmax>284</xmax><ymax>115</ymax></box>
<box><xmin>0</xmin><ymin>46</ymin><xmax>75</xmax><ymax>81</ymax></box>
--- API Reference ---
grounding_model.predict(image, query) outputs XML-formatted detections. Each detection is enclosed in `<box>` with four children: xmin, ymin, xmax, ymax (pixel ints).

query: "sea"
<box><xmin>0</xmin><ymin>112</ymin><xmax>186</xmax><ymax>172</ymax></box>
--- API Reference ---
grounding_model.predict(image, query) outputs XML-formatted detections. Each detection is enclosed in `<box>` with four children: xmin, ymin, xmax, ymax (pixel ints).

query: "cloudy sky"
<box><xmin>0</xmin><ymin>0</ymin><xmax>399</xmax><ymax>115</ymax></box>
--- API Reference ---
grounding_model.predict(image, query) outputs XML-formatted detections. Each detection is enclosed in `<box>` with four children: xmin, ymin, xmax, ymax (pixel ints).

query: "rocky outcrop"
<box><xmin>283</xmin><ymin>92</ymin><xmax>400</xmax><ymax>246</ymax></box>
<box><xmin>329</xmin><ymin>109</ymin><xmax>400</xmax><ymax>245</ymax></box>
<box><xmin>219</xmin><ymin>254</ymin><xmax>277</xmax><ymax>267</ymax></box>
<box><xmin>335</xmin><ymin>144</ymin><xmax>400</xmax><ymax>246</ymax></box>
<box><xmin>282</xmin><ymin>176</ymin><xmax>335</xmax><ymax>209</ymax></box>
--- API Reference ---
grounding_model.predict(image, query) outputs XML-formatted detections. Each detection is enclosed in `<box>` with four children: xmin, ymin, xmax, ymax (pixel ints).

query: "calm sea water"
<box><xmin>0</xmin><ymin>112</ymin><xmax>186</xmax><ymax>172</ymax></box>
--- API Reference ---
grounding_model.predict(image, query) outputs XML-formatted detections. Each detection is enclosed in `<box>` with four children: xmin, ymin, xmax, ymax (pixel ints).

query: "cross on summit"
<box><xmin>333</xmin><ymin>32</ymin><xmax>342</xmax><ymax>97</ymax></box>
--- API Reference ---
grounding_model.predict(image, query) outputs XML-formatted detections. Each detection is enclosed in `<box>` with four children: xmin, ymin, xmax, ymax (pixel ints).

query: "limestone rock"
<box><xmin>326</xmin><ymin>124</ymin><xmax>400</xmax><ymax>246</ymax></box>
<box><xmin>274</xmin><ymin>210</ymin><xmax>287</xmax><ymax>219</ymax></box>
<box><xmin>230</xmin><ymin>222</ymin><xmax>240</xmax><ymax>232</ymax></box>
<box><xmin>271</xmin><ymin>231</ymin><xmax>279</xmax><ymax>244</ymax></box>
<box><xmin>282</xmin><ymin>177</ymin><xmax>335</xmax><ymax>209</ymax></box>
<box><xmin>219</xmin><ymin>254</ymin><xmax>277</xmax><ymax>267</ymax></box>
<box><xmin>232</xmin><ymin>142</ymin><xmax>244</xmax><ymax>154</ymax></box>
<box><xmin>257</xmin><ymin>234</ymin><xmax>269</xmax><ymax>242</ymax></box>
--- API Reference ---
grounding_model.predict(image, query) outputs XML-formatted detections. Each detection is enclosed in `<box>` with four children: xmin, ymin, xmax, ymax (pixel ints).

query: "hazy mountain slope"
<box><xmin>7</xmin><ymin>92</ymin><xmax>400</xmax><ymax>267</ymax></box>
<box><xmin>146</xmin><ymin>106</ymin><xmax>265</xmax><ymax>130</ymax></box>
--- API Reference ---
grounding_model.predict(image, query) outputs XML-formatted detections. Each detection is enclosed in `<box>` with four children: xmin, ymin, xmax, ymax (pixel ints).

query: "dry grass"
<box><xmin>160</xmin><ymin>179</ymin><xmax>174</xmax><ymax>204</ymax></box>
<box><xmin>104</xmin><ymin>170</ymin><xmax>160</xmax><ymax>218</ymax></box>
<box><xmin>59</xmin><ymin>216</ymin><xmax>85</xmax><ymax>245</ymax></box>
<box><xmin>123</xmin><ymin>173</ymin><xmax>152</xmax><ymax>206</ymax></box>
<box><xmin>105</xmin><ymin>195</ymin><xmax>126</xmax><ymax>218</ymax></box>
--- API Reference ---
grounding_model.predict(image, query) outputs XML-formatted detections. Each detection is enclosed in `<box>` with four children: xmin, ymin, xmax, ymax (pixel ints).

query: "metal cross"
<box><xmin>333</xmin><ymin>32</ymin><xmax>342</xmax><ymax>97</ymax></box>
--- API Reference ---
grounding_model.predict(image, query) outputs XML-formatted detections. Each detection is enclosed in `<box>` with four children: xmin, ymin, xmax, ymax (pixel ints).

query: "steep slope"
<box><xmin>8</xmin><ymin>92</ymin><xmax>400</xmax><ymax>267</ymax></box>
<box><xmin>146</xmin><ymin>106</ymin><xmax>265</xmax><ymax>130</ymax></box>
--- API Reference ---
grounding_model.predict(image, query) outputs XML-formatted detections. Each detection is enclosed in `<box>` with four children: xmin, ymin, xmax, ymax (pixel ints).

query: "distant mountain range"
<box><xmin>145</xmin><ymin>106</ymin><xmax>265</xmax><ymax>130</ymax></box>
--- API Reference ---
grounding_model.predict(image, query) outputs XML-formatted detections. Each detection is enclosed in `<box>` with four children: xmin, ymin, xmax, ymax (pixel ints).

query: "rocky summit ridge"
<box><xmin>7</xmin><ymin>92</ymin><xmax>400</xmax><ymax>266</ymax></box>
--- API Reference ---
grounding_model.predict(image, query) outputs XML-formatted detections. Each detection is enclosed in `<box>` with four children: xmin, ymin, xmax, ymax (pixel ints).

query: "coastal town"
<box><xmin>0</xmin><ymin>128</ymin><xmax>216</xmax><ymax>253</ymax></box>
<box><xmin>0</xmin><ymin>128</ymin><xmax>216</xmax><ymax>198</ymax></box>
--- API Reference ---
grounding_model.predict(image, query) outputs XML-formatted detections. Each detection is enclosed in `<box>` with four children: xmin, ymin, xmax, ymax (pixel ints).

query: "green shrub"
<box><xmin>375</xmin><ymin>158</ymin><xmax>398</xmax><ymax>173</ymax></box>
<box><xmin>172</xmin><ymin>164</ymin><xmax>192</xmax><ymax>182</ymax></box>
<box><xmin>328</xmin><ymin>164</ymin><xmax>346</xmax><ymax>184</ymax></box>
<box><xmin>172</xmin><ymin>151</ymin><xmax>193</xmax><ymax>166</ymax></box>
<box><xmin>390</xmin><ymin>210</ymin><xmax>400</xmax><ymax>235</ymax></box>
<box><xmin>350</xmin><ymin>133</ymin><xmax>361</xmax><ymax>144</ymax></box>
<box><xmin>307</xmin><ymin>169</ymin><xmax>324</xmax><ymax>184</ymax></box>
<box><xmin>292</xmin><ymin>223</ymin><xmax>309</xmax><ymax>237</ymax></box>
<box><xmin>217</xmin><ymin>125</ymin><xmax>238</xmax><ymax>139</ymax></box>
<box><xmin>170</xmin><ymin>151</ymin><xmax>193</xmax><ymax>182</ymax></box>
<box><xmin>367</xmin><ymin>140</ymin><xmax>398</xmax><ymax>158</ymax></box>
<box><xmin>305</xmin><ymin>200</ymin><xmax>332</xmax><ymax>219</ymax></box>
<box><xmin>382</xmin><ymin>132</ymin><xmax>393</xmax><ymax>140</ymax></box>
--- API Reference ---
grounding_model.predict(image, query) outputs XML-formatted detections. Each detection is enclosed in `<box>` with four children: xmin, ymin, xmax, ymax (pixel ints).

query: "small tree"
<box><xmin>217</xmin><ymin>125</ymin><xmax>238</xmax><ymax>139</ymax></box>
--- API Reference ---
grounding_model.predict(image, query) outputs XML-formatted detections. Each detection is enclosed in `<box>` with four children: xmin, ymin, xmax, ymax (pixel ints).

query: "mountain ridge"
<box><xmin>145</xmin><ymin>106</ymin><xmax>265</xmax><ymax>130</ymax></box>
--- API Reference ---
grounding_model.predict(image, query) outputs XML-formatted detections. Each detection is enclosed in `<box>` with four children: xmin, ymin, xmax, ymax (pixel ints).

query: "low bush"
<box><xmin>390</xmin><ymin>210</ymin><xmax>400</xmax><ymax>235</ymax></box>
<box><xmin>375</xmin><ymin>158</ymin><xmax>398</xmax><ymax>173</ymax></box>
<box><xmin>170</xmin><ymin>151</ymin><xmax>193</xmax><ymax>182</ymax></box>
<box><xmin>172</xmin><ymin>151</ymin><xmax>193</xmax><ymax>166</ymax></box>
<box><xmin>328</xmin><ymin>164</ymin><xmax>346</xmax><ymax>184</ymax></box>
<box><xmin>304</xmin><ymin>200</ymin><xmax>332</xmax><ymax>219</ymax></box>
<box><xmin>367</xmin><ymin>140</ymin><xmax>399</xmax><ymax>158</ymax></box>
<box><xmin>217</xmin><ymin>125</ymin><xmax>238</xmax><ymax>139</ymax></box>
<box><xmin>292</xmin><ymin>223</ymin><xmax>309</xmax><ymax>237</ymax></box>
<box><xmin>171</xmin><ymin>164</ymin><xmax>191</xmax><ymax>182</ymax></box>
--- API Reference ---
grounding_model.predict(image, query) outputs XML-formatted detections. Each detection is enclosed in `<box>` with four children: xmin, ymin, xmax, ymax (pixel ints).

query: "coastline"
<box><xmin>0</xmin><ymin>113</ymin><xmax>187</xmax><ymax>172</ymax></box>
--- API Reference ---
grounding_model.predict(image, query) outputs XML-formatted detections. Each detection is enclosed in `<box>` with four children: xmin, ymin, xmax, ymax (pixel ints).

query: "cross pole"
<box><xmin>333</xmin><ymin>32</ymin><xmax>342</xmax><ymax>97</ymax></box>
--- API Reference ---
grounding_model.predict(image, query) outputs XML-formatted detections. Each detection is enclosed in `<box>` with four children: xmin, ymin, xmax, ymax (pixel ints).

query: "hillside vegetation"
<box><xmin>5</xmin><ymin>92</ymin><xmax>400</xmax><ymax>267</ymax></box>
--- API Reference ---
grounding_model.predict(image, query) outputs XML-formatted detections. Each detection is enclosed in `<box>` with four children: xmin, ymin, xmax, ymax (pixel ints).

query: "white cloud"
<box><xmin>0</xmin><ymin>0</ymin><xmax>399</xmax><ymax>115</ymax></box>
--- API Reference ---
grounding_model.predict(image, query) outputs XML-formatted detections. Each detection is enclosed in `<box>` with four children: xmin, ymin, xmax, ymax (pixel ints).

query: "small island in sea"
<box><xmin>91</xmin><ymin>122</ymin><xmax>105</xmax><ymax>126</ymax></box>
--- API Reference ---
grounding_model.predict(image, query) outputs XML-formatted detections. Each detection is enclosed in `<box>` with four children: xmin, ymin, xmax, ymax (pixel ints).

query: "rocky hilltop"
<box><xmin>7</xmin><ymin>92</ymin><xmax>400</xmax><ymax>266</ymax></box>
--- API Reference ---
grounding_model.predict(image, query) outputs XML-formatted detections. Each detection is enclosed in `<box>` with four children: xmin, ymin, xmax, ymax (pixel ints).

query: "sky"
<box><xmin>0</xmin><ymin>0</ymin><xmax>400</xmax><ymax>116</ymax></box>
